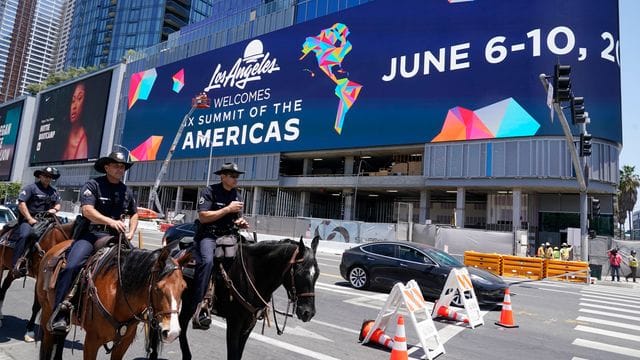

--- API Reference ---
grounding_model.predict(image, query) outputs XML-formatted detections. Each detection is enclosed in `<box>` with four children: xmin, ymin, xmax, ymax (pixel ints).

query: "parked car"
<box><xmin>0</xmin><ymin>205</ymin><xmax>17</xmax><ymax>230</ymax></box>
<box><xmin>339</xmin><ymin>241</ymin><xmax>507</xmax><ymax>305</ymax></box>
<box><xmin>161</xmin><ymin>222</ymin><xmax>197</xmax><ymax>248</ymax></box>
<box><xmin>4</xmin><ymin>203</ymin><xmax>18</xmax><ymax>217</ymax></box>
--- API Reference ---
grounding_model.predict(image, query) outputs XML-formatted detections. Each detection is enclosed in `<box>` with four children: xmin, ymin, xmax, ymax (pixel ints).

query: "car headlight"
<box><xmin>470</xmin><ymin>273</ymin><xmax>492</xmax><ymax>285</ymax></box>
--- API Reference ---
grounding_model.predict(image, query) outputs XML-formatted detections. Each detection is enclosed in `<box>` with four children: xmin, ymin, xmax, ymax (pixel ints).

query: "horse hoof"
<box><xmin>24</xmin><ymin>331</ymin><xmax>36</xmax><ymax>342</ymax></box>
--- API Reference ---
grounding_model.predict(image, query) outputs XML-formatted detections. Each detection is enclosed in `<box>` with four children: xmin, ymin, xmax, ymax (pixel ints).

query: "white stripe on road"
<box><xmin>579</xmin><ymin>309</ymin><xmax>640</xmax><ymax>322</ymax></box>
<box><xmin>538</xmin><ymin>288</ymin><xmax>582</xmax><ymax>296</ymax></box>
<box><xmin>571</xmin><ymin>357</ymin><xmax>589</xmax><ymax>360</ymax></box>
<box><xmin>581</xmin><ymin>293</ymin><xmax>640</xmax><ymax>305</ymax></box>
<box><xmin>579</xmin><ymin>302</ymin><xmax>640</xmax><ymax>315</ymax></box>
<box><xmin>316</xmin><ymin>256</ymin><xmax>341</xmax><ymax>262</ymax></box>
<box><xmin>582</xmin><ymin>288</ymin><xmax>640</xmax><ymax>300</ymax></box>
<box><xmin>577</xmin><ymin>316</ymin><xmax>640</xmax><ymax>331</ymax></box>
<box><xmin>318</xmin><ymin>262</ymin><xmax>337</xmax><ymax>268</ymax></box>
<box><xmin>575</xmin><ymin>325</ymin><xmax>640</xmax><ymax>342</ymax></box>
<box><xmin>211</xmin><ymin>319</ymin><xmax>341</xmax><ymax>360</ymax></box>
<box><xmin>572</xmin><ymin>338</ymin><xmax>640</xmax><ymax>358</ymax></box>
<box><xmin>579</xmin><ymin>297</ymin><xmax>640</xmax><ymax>309</ymax></box>
<box><xmin>310</xmin><ymin>319</ymin><xmax>359</xmax><ymax>335</ymax></box>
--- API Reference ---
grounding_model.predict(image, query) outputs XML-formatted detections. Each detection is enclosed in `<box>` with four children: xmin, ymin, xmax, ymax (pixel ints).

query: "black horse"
<box><xmin>149</xmin><ymin>235</ymin><xmax>320</xmax><ymax>360</ymax></box>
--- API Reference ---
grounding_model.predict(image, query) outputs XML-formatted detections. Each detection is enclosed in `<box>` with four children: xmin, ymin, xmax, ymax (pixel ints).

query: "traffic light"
<box><xmin>571</xmin><ymin>97</ymin><xmax>586</xmax><ymax>124</ymax></box>
<box><xmin>591</xmin><ymin>198</ymin><xmax>600</xmax><ymax>217</ymax></box>
<box><xmin>579</xmin><ymin>133</ymin><xmax>592</xmax><ymax>157</ymax></box>
<box><xmin>553</xmin><ymin>64</ymin><xmax>572</xmax><ymax>103</ymax></box>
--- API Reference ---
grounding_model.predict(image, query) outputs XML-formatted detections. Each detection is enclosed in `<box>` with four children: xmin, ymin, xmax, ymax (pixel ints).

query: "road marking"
<box><xmin>287</xmin><ymin>326</ymin><xmax>334</xmax><ymax>342</ymax></box>
<box><xmin>572</xmin><ymin>338</ymin><xmax>640</xmax><ymax>358</ymax></box>
<box><xmin>310</xmin><ymin>319</ymin><xmax>359</xmax><ymax>334</ymax></box>
<box><xmin>571</xmin><ymin>357</ymin><xmax>589</xmax><ymax>360</ymax></box>
<box><xmin>582</xmin><ymin>288</ymin><xmax>640</xmax><ymax>300</ymax></box>
<box><xmin>581</xmin><ymin>293</ymin><xmax>640</xmax><ymax>305</ymax></box>
<box><xmin>316</xmin><ymin>256</ymin><xmax>341</xmax><ymax>262</ymax></box>
<box><xmin>319</xmin><ymin>273</ymin><xmax>343</xmax><ymax>280</ymax></box>
<box><xmin>579</xmin><ymin>297</ymin><xmax>640</xmax><ymax>309</ymax></box>
<box><xmin>538</xmin><ymin>288</ymin><xmax>582</xmax><ymax>296</ymax></box>
<box><xmin>211</xmin><ymin>319</ymin><xmax>341</xmax><ymax>360</ymax></box>
<box><xmin>577</xmin><ymin>316</ymin><xmax>640</xmax><ymax>331</ymax></box>
<box><xmin>575</xmin><ymin>324</ymin><xmax>640</xmax><ymax>342</ymax></box>
<box><xmin>579</xmin><ymin>302</ymin><xmax>640</xmax><ymax>315</ymax></box>
<box><xmin>318</xmin><ymin>262</ymin><xmax>337</xmax><ymax>268</ymax></box>
<box><xmin>579</xmin><ymin>308</ymin><xmax>640</xmax><ymax>322</ymax></box>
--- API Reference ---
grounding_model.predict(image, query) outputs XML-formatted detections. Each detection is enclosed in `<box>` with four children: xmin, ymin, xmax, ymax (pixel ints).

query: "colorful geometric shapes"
<box><xmin>334</xmin><ymin>79</ymin><xmax>363</xmax><ymax>134</ymax></box>
<box><xmin>172</xmin><ymin>69</ymin><xmax>185</xmax><ymax>93</ymax></box>
<box><xmin>432</xmin><ymin>98</ymin><xmax>539</xmax><ymax>142</ymax></box>
<box><xmin>128</xmin><ymin>68</ymin><xmax>157</xmax><ymax>109</ymax></box>
<box><xmin>130</xmin><ymin>135</ymin><xmax>163</xmax><ymax>161</ymax></box>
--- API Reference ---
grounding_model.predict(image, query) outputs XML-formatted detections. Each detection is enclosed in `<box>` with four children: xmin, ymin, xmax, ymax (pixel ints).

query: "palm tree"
<box><xmin>619</xmin><ymin>165</ymin><xmax>640</xmax><ymax>236</ymax></box>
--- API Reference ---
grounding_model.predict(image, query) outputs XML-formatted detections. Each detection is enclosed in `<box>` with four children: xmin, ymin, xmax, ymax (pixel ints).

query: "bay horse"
<box><xmin>165</xmin><ymin>236</ymin><xmax>319</xmax><ymax>360</ymax></box>
<box><xmin>37</xmin><ymin>240</ymin><xmax>189</xmax><ymax>360</ymax></box>
<box><xmin>0</xmin><ymin>213</ymin><xmax>73</xmax><ymax>340</ymax></box>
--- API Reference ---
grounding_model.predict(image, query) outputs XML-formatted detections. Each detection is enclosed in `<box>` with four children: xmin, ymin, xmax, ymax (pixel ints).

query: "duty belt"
<box><xmin>89</xmin><ymin>224</ymin><xmax>119</xmax><ymax>234</ymax></box>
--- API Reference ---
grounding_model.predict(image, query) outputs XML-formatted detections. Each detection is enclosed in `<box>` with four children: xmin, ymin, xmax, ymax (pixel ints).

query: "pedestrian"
<box><xmin>608</xmin><ymin>248</ymin><xmax>622</xmax><ymax>282</ymax></box>
<box><xmin>537</xmin><ymin>243</ymin><xmax>545</xmax><ymax>258</ymax></box>
<box><xmin>560</xmin><ymin>243</ymin><xmax>573</xmax><ymax>261</ymax></box>
<box><xmin>49</xmin><ymin>151</ymin><xmax>138</xmax><ymax>334</ymax></box>
<box><xmin>11</xmin><ymin>167</ymin><xmax>61</xmax><ymax>277</ymax></box>
<box><xmin>626</xmin><ymin>250</ymin><xmax>638</xmax><ymax>283</ymax></box>
<box><xmin>189</xmin><ymin>162</ymin><xmax>249</xmax><ymax>330</ymax></box>
<box><xmin>552</xmin><ymin>246</ymin><xmax>561</xmax><ymax>260</ymax></box>
<box><xmin>545</xmin><ymin>243</ymin><xmax>554</xmax><ymax>259</ymax></box>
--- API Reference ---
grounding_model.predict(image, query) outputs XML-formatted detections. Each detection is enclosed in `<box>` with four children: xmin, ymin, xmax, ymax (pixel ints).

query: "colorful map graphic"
<box><xmin>301</xmin><ymin>23</ymin><xmax>362</xmax><ymax>134</ymax></box>
<box><xmin>130</xmin><ymin>135</ymin><xmax>163</xmax><ymax>161</ymax></box>
<box><xmin>172</xmin><ymin>69</ymin><xmax>185</xmax><ymax>93</ymax></box>
<box><xmin>432</xmin><ymin>98</ymin><xmax>540</xmax><ymax>142</ymax></box>
<box><xmin>128</xmin><ymin>68</ymin><xmax>157</xmax><ymax>109</ymax></box>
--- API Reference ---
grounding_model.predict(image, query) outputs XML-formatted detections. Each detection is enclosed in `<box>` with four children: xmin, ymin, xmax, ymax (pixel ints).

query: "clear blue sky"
<box><xmin>619</xmin><ymin>0</ymin><xmax>639</xmax><ymax>207</ymax></box>
<box><xmin>620</xmin><ymin>0</ymin><xmax>638</xmax><ymax>173</ymax></box>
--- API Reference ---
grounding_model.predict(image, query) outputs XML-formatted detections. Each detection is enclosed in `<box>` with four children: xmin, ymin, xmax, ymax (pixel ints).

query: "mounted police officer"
<box><xmin>191</xmin><ymin>162</ymin><xmax>249</xmax><ymax>329</ymax></box>
<box><xmin>11</xmin><ymin>167</ymin><xmax>61</xmax><ymax>277</ymax></box>
<box><xmin>50</xmin><ymin>151</ymin><xmax>138</xmax><ymax>334</ymax></box>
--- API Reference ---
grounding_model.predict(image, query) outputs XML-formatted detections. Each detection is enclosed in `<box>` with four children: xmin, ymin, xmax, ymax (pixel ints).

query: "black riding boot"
<box><xmin>50</xmin><ymin>303</ymin><xmax>70</xmax><ymax>335</ymax></box>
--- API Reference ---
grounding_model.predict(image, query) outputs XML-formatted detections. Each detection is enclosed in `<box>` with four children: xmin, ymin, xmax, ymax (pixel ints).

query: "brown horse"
<box><xmin>0</xmin><ymin>214</ymin><xmax>73</xmax><ymax>340</ymax></box>
<box><xmin>37</xmin><ymin>241</ymin><xmax>189</xmax><ymax>360</ymax></box>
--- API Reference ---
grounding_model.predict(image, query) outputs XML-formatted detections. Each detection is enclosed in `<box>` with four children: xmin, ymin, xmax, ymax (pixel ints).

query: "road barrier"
<box><xmin>463</xmin><ymin>251</ymin><xmax>502</xmax><ymax>276</ymax></box>
<box><xmin>501</xmin><ymin>255</ymin><xmax>545</xmax><ymax>280</ymax></box>
<box><xmin>544</xmin><ymin>259</ymin><xmax>589</xmax><ymax>283</ymax></box>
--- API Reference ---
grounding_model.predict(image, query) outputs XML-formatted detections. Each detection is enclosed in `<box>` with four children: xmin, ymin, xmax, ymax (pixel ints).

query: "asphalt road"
<box><xmin>1</xmin><ymin>229</ymin><xmax>640</xmax><ymax>359</ymax></box>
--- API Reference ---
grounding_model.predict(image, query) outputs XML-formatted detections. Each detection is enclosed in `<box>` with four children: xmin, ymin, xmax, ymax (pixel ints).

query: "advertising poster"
<box><xmin>31</xmin><ymin>70</ymin><xmax>113</xmax><ymax>165</ymax></box>
<box><xmin>123</xmin><ymin>0</ymin><xmax>621</xmax><ymax>161</ymax></box>
<box><xmin>0</xmin><ymin>100</ymin><xmax>24</xmax><ymax>181</ymax></box>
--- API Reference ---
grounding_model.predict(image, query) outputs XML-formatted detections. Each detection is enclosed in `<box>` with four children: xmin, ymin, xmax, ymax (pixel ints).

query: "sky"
<box><xmin>619</xmin><ymin>0</ymin><xmax>639</xmax><ymax>208</ymax></box>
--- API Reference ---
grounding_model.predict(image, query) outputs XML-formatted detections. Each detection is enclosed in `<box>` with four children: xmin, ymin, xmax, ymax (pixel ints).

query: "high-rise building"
<box><xmin>0</xmin><ymin>0</ymin><xmax>66</xmax><ymax>102</ymax></box>
<box><xmin>65</xmin><ymin>0</ymin><xmax>214</xmax><ymax>69</ymax></box>
<box><xmin>52</xmin><ymin>0</ymin><xmax>75</xmax><ymax>72</ymax></box>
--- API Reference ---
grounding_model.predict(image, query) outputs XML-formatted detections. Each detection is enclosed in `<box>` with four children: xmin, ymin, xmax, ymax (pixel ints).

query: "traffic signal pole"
<box><xmin>539</xmin><ymin>74</ymin><xmax>589</xmax><ymax>261</ymax></box>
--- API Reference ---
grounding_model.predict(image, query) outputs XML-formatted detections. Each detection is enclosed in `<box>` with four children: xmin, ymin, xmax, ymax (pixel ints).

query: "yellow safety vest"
<box><xmin>560</xmin><ymin>248</ymin><xmax>570</xmax><ymax>261</ymax></box>
<box><xmin>537</xmin><ymin>246</ymin><xmax>545</xmax><ymax>257</ymax></box>
<box><xmin>631</xmin><ymin>256</ymin><xmax>638</xmax><ymax>268</ymax></box>
<box><xmin>545</xmin><ymin>248</ymin><xmax>554</xmax><ymax>259</ymax></box>
<box><xmin>553</xmin><ymin>249</ymin><xmax>561</xmax><ymax>259</ymax></box>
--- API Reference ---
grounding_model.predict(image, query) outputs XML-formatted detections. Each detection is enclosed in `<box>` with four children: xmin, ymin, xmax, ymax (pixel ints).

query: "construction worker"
<box><xmin>552</xmin><ymin>246</ymin><xmax>561</xmax><ymax>260</ymax></box>
<box><xmin>560</xmin><ymin>243</ymin><xmax>572</xmax><ymax>261</ymax></box>
<box><xmin>537</xmin><ymin>243</ymin><xmax>545</xmax><ymax>258</ymax></box>
<box><xmin>626</xmin><ymin>250</ymin><xmax>638</xmax><ymax>283</ymax></box>
<box><xmin>545</xmin><ymin>243</ymin><xmax>554</xmax><ymax>259</ymax></box>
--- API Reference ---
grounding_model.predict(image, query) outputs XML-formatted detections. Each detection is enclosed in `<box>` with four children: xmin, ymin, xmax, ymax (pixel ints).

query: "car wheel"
<box><xmin>349</xmin><ymin>266</ymin><xmax>369</xmax><ymax>289</ymax></box>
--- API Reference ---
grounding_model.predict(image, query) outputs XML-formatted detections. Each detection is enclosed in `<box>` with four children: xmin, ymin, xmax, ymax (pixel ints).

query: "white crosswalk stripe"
<box><xmin>572</xmin><ymin>286</ymin><xmax>640</xmax><ymax>358</ymax></box>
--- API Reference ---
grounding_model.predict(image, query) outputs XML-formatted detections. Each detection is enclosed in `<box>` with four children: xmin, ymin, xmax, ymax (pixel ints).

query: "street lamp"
<box><xmin>352</xmin><ymin>156</ymin><xmax>371</xmax><ymax>220</ymax></box>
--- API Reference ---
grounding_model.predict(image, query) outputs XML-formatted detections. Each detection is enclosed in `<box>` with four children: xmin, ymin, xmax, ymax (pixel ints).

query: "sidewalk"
<box><xmin>595</xmin><ymin>275</ymin><xmax>640</xmax><ymax>289</ymax></box>
<box><xmin>255</xmin><ymin>233</ymin><xmax>352</xmax><ymax>255</ymax></box>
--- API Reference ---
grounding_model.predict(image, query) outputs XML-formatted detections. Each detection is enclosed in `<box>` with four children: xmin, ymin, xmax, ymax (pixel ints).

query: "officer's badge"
<box><xmin>198</xmin><ymin>197</ymin><xmax>205</xmax><ymax>204</ymax></box>
<box><xmin>83</xmin><ymin>189</ymin><xmax>93</xmax><ymax>197</ymax></box>
<box><xmin>20</xmin><ymin>191</ymin><xmax>26</xmax><ymax>196</ymax></box>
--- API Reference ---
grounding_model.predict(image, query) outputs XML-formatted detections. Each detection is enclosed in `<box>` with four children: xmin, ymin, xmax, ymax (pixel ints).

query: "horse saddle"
<box><xmin>0</xmin><ymin>224</ymin><xmax>18</xmax><ymax>248</ymax></box>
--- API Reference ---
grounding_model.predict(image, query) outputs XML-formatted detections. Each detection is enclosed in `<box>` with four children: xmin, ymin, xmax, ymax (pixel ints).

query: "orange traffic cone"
<box><xmin>389</xmin><ymin>315</ymin><xmax>408</xmax><ymax>360</ymax></box>
<box><xmin>436</xmin><ymin>305</ymin><xmax>469</xmax><ymax>323</ymax></box>
<box><xmin>359</xmin><ymin>319</ymin><xmax>394</xmax><ymax>349</ymax></box>
<box><xmin>495</xmin><ymin>288</ymin><xmax>519</xmax><ymax>328</ymax></box>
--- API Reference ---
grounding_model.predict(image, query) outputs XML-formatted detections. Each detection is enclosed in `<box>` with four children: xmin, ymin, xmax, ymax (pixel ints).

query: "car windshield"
<box><xmin>0</xmin><ymin>209</ymin><xmax>16</xmax><ymax>222</ymax></box>
<box><xmin>425</xmin><ymin>248</ymin><xmax>463</xmax><ymax>267</ymax></box>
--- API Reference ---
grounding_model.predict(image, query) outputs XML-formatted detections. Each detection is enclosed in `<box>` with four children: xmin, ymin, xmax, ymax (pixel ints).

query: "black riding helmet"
<box><xmin>34</xmin><ymin>167</ymin><xmax>60</xmax><ymax>179</ymax></box>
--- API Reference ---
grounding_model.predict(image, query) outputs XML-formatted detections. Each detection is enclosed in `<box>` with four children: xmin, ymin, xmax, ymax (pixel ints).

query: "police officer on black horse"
<box><xmin>11</xmin><ymin>167</ymin><xmax>61</xmax><ymax>277</ymax></box>
<box><xmin>189</xmin><ymin>162</ymin><xmax>249</xmax><ymax>329</ymax></box>
<box><xmin>50</xmin><ymin>151</ymin><xmax>138</xmax><ymax>334</ymax></box>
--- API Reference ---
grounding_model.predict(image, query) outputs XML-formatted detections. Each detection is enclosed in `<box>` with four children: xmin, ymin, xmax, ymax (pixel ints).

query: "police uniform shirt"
<box><xmin>80</xmin><ymin>176</ymin><xmax>137</xmax><ymax>221</ymax></box>
<box><xmin>198</xmin><ymin>183</ymin><xmax>240</xmax><ymax>231</ymax></box>
<box><xmin>17</xmin><ymin>182</ymin><xmax>61</xmax><ymax>221</ymax></box>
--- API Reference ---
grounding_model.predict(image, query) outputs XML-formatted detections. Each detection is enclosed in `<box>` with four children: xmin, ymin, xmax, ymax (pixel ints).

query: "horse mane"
<box><xmin>245</xmin><ymin>239</ymin><xmax>315</xmax><ymax>267</ymax></box>
<box><xmin>104</xmin><ymin>248</ymin><xmax>161</xmax><ymax>294</ymax></box>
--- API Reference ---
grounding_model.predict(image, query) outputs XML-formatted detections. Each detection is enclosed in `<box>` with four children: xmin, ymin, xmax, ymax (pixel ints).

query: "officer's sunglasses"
<box><xmin>224</xmin><ymin>173</ymin><xmax>240</xmax><ymax>179</ymax></box>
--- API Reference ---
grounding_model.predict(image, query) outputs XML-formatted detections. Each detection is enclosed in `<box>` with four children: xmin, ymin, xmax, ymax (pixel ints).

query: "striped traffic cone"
<box><xmin>495</xmin><ymin>288</ymin><xmax>519</xmax><ymax>328</ymax></box>
<box><xmin>359</xmin><ymin>319</ymin><xmax>394</xmax><ymax>349</ymax></box>
<box><xmin>436</xmin><ymin>305</ymin><xmax>469</xmax><ymax>323</ymax></box>
<box><xmin>389</xmin><ymin>315</ymin><xmax>408</xmax><ymax>360</ymax></box>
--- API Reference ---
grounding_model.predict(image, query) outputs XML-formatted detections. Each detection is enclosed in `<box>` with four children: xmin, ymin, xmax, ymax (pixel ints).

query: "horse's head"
<box><xmin>283</xmin><ymin>236</ymin><xmax>320</xmax><ymax>322</ymax></box>
<box><xmin>150</xmin><ymin>247</ymin><xmax>188</xmax><ymax>343</ymax></box>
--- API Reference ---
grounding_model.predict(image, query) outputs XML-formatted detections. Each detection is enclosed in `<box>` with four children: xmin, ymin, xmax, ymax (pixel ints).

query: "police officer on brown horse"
<box><xmin>190</xmin><ymin>162</ymin><xmax>249</xmax><ymax>329</ymax></box>
<box><xmin>12</xmin><ymin>167</ymin><xmax>61</xmax><ymax>277</ymax></box>
<box><xmin>50</xmin><ymin>151</ymin><xmax>138</xmax><ymax>334</ymax></box>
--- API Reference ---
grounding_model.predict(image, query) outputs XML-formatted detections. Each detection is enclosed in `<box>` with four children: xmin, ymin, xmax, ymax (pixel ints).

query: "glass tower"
<box><xmin>65</xmin><ymin>0</ymin><xmax>214</xmax><ymax>69</ymax></box>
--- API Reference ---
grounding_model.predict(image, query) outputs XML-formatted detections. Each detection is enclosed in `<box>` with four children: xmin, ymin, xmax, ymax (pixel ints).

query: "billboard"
<box><xmin>0</xmin><ymin>100</ymin><xmax>24</xmax><ymax>181</ymax></box>
<box><xmin>31</xmin><ymin>70</ymin><xmax>113</xmax><ymax>165</ymax></box>
<box><xmin>123</xmin><ymin>0</ymin><xmax>621</xmax><ymax>161</ymax></box>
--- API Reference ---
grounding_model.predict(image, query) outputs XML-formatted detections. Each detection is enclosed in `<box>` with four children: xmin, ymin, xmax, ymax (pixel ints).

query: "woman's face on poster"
<box><xmin>70</xmin><ymin>83</ymin><xmax>86</xmax><ymax>124</ymax></box>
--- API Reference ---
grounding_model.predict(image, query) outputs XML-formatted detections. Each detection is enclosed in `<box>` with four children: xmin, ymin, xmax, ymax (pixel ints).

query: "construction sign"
<box><xmin>362</xmin><ymin>280</ymin><xmax>445</xmax><ymax>360</ymax></box>
<box><xmin>432</xmin><ymin>268</ymin><xmax>484</xmax><ymax>329</ymax></box>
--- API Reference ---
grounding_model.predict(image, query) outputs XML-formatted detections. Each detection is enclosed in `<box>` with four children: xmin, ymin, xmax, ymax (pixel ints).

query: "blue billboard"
<box><xmin>123</xmin><ymin>0</ymin><xmax>621</xmax><ymax>161</ymax></box>
<box><xmin>0</xmin><ymin>100</ymin><xmax>23</xmax><ymax>181</ymax></box>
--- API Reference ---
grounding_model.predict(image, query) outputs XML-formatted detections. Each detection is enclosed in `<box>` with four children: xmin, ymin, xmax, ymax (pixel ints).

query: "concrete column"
<box><xmin>344</xmin><ymin>156</ymin><xmax>354</xmax><ymax>175</ymax></box>
<box><xmin>251</xmin><ymin>186</ymin><xmax>262</xmax><ymax>215</ymax></box>
<box><xmin>174</xmin><ymin>186</ymin><xmax>183</xmax><ymax>214</ymax></box>
<box><xmin>455</xmin><ymin>187</ymin><xmax>465</xmax><ymax>228</ymax></box>
<box><xmin>303</xmin><ymin>158</ymin><xmax>312</xmax><ymax>175</ymax></box>
<box><xmin>343</xmin><ymin>189</ymin><xmax>353</xmax><ymax>220</ymax></box>
<box><xmin>299</xmin><ymin>191</ymin><xmax>310</xmax><ymax>217</ymax></box>
<box><xmin>512</xmin><ymin>189</ymin><xmax>522</xmax><ymax>231</ymax></box>
<box><xmin>419</xmin><ymin>189</ymin><xmax>431</xmax><ymax>224</ymax></box>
